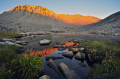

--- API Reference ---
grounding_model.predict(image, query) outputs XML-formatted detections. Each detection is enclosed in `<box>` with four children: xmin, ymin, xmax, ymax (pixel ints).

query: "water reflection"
<box><xmin>23</xmin><ymin>41</ymin><xmax>78</xmax><ymax>57</ymax></box>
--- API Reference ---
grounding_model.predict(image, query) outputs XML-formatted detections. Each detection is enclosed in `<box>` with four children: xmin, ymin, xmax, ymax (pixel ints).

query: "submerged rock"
<box><xmin>56</xmin><ymin>41</ymin><xmax>60</xmax><ymax>45</ymax></box>
<box><xmin>39</xmin><ymin>75</ymin><xmax>50</xmax><ymax>79</ymax></box>
<box><xmin>58</xmin><ymin>47</ymin><xmax>66</xmax><ymax>51</ymax></box>
<box><xmin>59</xmin><ymin>62</ymin><xmax>80</xmax><ymax>79</ymax></box>
<box><xmin>46</xmin><ymin>56</ymin><xmax>64</xmax><ymax>61</ymax></box>
<box><xmin>15</xmin><ymin>41</ymin><xmax>28</xmax><ymax>45</ymax></box>
<box><xmin>68</xmin><ymin>47</ymin><xmax>73</xmax><ymax>51</ymax></box>
<box><xmin>79</xmin><ymin>63</ymin><xmax>86</xmax><ymax>67</ymax></box>
<box><xmin>47</xmin><ymin>59</ymin><xmax>60</xmax><ymax>74</ymax></box>
<box><xmin>53</xmin><ymin>45</ymin><xmax>59</xmax><ymax>48</ymax></box>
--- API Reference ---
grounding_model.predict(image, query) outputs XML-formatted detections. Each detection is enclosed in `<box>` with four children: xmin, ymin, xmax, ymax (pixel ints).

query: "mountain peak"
<box><xmin>8</xmin><ymin>5</ymin><xmax>101</xmax><ymax>25</ymax></box>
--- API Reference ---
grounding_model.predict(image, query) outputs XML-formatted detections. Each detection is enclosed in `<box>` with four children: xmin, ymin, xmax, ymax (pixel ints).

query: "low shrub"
<box><xmin>9</xmin><ymin>55</ymin><xmax>43</xmax><ymax>79</ymax></box>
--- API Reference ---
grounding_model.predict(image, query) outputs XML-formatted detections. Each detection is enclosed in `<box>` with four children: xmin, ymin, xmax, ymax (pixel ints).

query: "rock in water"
<box><xmin>39</xmin><ymin>75</ymin><xmax>50</xmax><ymax>79</ymax></box>
<box><xmin>47</xmin><ymin>59</ymin><xmax>60</xmax><ymax>74</ymax></box>
<box><xmin>2</xmin><ymin>38</ymin><xmax>12</xmax><ymax>41</ymax></box>
<box><xmin>0</xmin><ymin>42</ymin><xmax>6</xmax><ymax>45</ymax></box>
<box><xmin>46</xmin><ymin>56</ymin><xmax>64</xmax><ymax>61</ymax></box>
<box><xmin>59</xmin><ymin>62</ymin><xmax>80</xmax><ymax>79</ymax></box>
<box><xmin>62</xmin><ymin>51</ymin><xmax>73</xmax><ymax>59</ymax></box>
<box><xmin>39</xmin><ymin>39</ymin><xmax>51</xmax><ymax>45</ymax></box>
<box><xmin>79</xmin><ymin>47</ymin><xmax>86</xmax><ymax>53</ymax></box>
<box><xmin>81</xmin><ymin>53</ymin><xmax>85</xmax><ymax>60</ymax></box>
<box><xmin>85</xmin><ymin>54</ymin><xmax>94</xmax><ymax>65</ymax></box>
<box><xmin>72</xmin><ymin>48</ymin><xmax>79</xmax><ymax>53</ymax></box>
<box><xmin>79</xmin><ymin>48</ymin><xmax>84</xmax><ymax>51</ymax></box>
<box><xmin>15</xmin><ymin>41</ymin><xmax>28</xmax><ymax>45</ymax></box>
<box><xmin>53</xmin><ymin>45</ymin><xmax>59</xmax><ymax>48</ymax></box>
<box><xmin>75</xmin><ymin>52</ymin><xmax>81</xmax><ymax>60</ymax></box>
<box><xmin>75</xmin><ymin>52</ymin><xmax>85</xmax><ymax>61</ymax></box>
<box><xmin>5</xmin><ymin>41</ymin><xmax>15</xmax><ymax>45</ymax></box>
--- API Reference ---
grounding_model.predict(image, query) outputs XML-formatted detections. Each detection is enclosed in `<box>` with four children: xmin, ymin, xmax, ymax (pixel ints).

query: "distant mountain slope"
<box><xmin>82</xmin><ymin>11</ymin><xmax>120</xmax><ymax>34</ymax></box>
<box><xmin>7</xmin><ymin>4</ymin><xmax>101</xmax><ymax>25</ymax></box>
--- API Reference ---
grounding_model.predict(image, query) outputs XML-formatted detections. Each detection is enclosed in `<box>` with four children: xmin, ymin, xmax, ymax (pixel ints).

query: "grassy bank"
<box><xmin>0</xmin><ymin>44</ymin><xmax>43</xmax><ymax>79</ymax></box>
<box><xmin>0</xmin><ymin>31</ymin><xmax>22</xmax><ymax>38</ymax></box>
<box><xmin>78</xmin><ymin>40</ymin><xmax>120</xmax><ymax>79</ymax></box>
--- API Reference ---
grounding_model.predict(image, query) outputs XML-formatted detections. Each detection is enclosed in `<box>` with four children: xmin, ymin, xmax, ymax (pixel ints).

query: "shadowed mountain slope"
<box><xmin>76</xmin><ymin>11</ymin><xmax>120</xmax><ymax>35</ymax></box>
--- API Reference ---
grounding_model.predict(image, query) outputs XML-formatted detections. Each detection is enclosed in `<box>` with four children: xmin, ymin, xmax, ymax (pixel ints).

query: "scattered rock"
<box><xmin>39</xmin><ymin>75</ymin><xmax>50</xmax><ymax>79</ymax></box>
<box><xmin>59</xmin><ymin>62</ymin><xmax>80</xmax><ymax>79</ymax></box>
<box><xmin>46</xmin><ymin>56</ymin><xmax>64</xmax><ymax>61</ymax></box>
<box><xmin>47</xmin><ymin>59</ymin><xmax>60</xmax><ymax>74</ymax></box>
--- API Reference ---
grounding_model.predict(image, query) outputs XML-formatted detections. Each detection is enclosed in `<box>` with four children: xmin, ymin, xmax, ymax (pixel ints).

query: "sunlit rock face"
<box><xmin>8</xmin><ymin>4</ymin><xmax>101</xmax><ymax>25</ymax></box>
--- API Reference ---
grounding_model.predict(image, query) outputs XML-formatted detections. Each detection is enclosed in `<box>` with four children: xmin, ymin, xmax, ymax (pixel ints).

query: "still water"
<box><xmin>21</xmin><ymin>34</ymin><xmax>120</xmax><ymax>79</ymax></box>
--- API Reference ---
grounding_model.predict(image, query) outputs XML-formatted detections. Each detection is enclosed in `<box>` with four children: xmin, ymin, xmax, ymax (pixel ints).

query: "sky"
<box><xmin>0</xmin><ymin>0</ymin><xmax>120</xmax><ymax>19</ymax></box>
